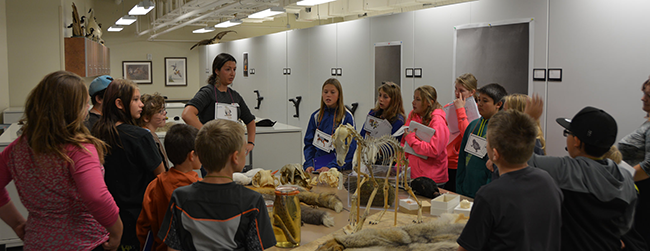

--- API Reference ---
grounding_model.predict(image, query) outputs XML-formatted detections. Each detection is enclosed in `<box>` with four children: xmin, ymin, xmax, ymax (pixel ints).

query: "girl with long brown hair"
<box><xmin>403</xmin><ymin>85</ymin><xmax>450</xmax><ymax>186</ymax></box>
<box><xmin>360</xmin><ymin>82</ymin><xmax>406</xmax><ymax>140</ymax></box>
<box><xmin>304</xmin><ymin>78</ymin><xmax>356</xmax><ymax>173</ymax></box>
<box><xmin>0</xmin><ymin>71</ymin><xmax>123</xmax><ymax>250</ymax></box>
<box><xmin>92</xmin><ymin>79</ymin><xmax>164</xmax><ymax>249</ymax></box>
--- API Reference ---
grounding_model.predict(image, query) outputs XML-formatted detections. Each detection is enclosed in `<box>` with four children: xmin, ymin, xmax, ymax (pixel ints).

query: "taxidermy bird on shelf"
<box><xmin>67</xmin><ymin>3</ymin><xmax>84</xmax><ymax>37</ymax></box>
<box><xmin>190</xmin><ymin>30</ymin><xmax>236</xmax><ymax>50</ymax></box>
<box><xmin>82</xmin><ymin>8</ymin><xmax>104</xmax><ymax>45</ymax></box>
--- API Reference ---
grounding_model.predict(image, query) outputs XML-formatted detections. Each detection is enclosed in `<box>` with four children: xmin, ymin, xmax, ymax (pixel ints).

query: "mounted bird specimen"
<box><xmin>83</xmin><ymin>8</ymin><xmax>104</xmax><ymax>45</ymax></box>
<box><xmin>67</xmin><ymin>3</ymin><xmax>84</xmax><ymax>37</ymax></box>
<box><xmin>190</xmin><ymin>30</ymin><xmax>236</xmax><ymax>50</ymax></box>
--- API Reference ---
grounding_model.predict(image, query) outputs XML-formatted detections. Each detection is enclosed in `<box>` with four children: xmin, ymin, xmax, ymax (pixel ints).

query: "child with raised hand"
<box><xmin>304</xmin><ymin>78</ymin><xmax>357</xmax><ymax>173</ymax></box>
<box><xmin>457</xmin><ymin>109</ymin><xmax>562</xmax><ymax>251</ymax></box>
<box><xmin>525</xmin><ymin>96</ymin><xmax>637</xmax><ymax>251</ymax></box>
<box><xmin>138</xmin><ymin>92</ymin><xmax>170</xmax><ymax>170</ymax></box>
<box><xmin>159</xmin><ymin>120</ymin><xmax>276</xmax><ymax>250</ymax></box>
<box><xmin>136</xmin><ymin>124</ymin><xmax>201</xmax><ymax>251</ymax></box>
<box><xmin>456</xmin><ymin>83</ymin><xmax>507</xmax><ymax>198</ymax></box>
<box><xmin>92</xmin><ymin>79</ymin><xmax>165</xmax><ymax>249</ymax></box>
<box><xmin>444</xmin><ymin>73</ymin><xmax>478</xmax><ymax>192</ymax></box>
<box><xmin>403</xmin><ymin>85</ymin><xmax>450</xmax><ymax>186</ymax></box>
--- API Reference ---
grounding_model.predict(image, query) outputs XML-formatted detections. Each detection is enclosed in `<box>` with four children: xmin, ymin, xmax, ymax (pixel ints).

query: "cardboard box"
<box><xmin>399</xmin><ymin>198</ymin><xmax>431</xmax><ymax>211</ymax></box>
<box><xmin>430</xmin><ymin>194</ymin><xmax>460</xmax><ymax>216</ymax></box>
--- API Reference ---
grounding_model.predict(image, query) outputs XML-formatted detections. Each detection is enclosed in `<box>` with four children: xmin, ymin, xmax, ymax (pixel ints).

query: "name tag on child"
<box><xmin>215</xmin><ymin>103</ymin><xmax>239</xmax><ymax>122</ymax></box>
<box><xmin>313</xmin><ymin>129</ymin><xmax>334</xmax><ymax>152</ymax></box>
<box><xmin>363</xmin><ymin>115</ymin><xmax>392</xmax><ymax>138</ymax></box>
<box><xmin>464</xmin><ymin>133</ymin><xmax>487</xmax><ymax>158</ymax></box>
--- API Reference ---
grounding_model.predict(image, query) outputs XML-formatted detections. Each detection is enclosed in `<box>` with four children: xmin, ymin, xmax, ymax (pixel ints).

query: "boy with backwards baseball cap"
<box><xmin>85</xmin><ymin>75</ymin><xmax>113</xmax><ymax>129</ymax></box>
<box><xmin>525</xmin><ymin>97</ymin><xmax>637</xmax><ymax>251</ymax></box>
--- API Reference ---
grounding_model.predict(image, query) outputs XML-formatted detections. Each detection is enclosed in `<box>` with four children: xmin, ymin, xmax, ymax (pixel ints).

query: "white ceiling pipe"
<box><xmin>147</xmin><ymin>0</ymin><xmax>260</xmax><ymax>39</ymax></box>
<box><xmin>138</xmin><ymin>0</ymin><xmax>231</xmax><ymax>36</ymax></box>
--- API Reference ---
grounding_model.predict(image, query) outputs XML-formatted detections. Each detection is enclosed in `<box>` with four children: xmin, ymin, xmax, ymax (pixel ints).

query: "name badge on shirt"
<box><xmin>464</xmin><ymin>133</ymin><xmax>487</xmax><ymax>158</ymax></box>
<box><xmin>313</xmin><ymin>129</ymin><xmax>334</xmax><ymax>153</ymax></box>
<box><xmin>215</xmin><ymin>103</ymin><xmax>239</xmax><ymax>122</ymax></box>
<box><xmin>363</xmin><ymin>115</ymin><xmax>392</xmax><ymax>138</ymax></box>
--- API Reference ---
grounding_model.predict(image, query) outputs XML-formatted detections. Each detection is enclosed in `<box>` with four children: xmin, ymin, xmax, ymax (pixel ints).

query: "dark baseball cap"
<box><xmin>89</xmin><ymin>75</ymin><xmax>113</xmax><ymax>97</ymax></box>
<box><xmin>556</xmin><ymin>106</ymin><xmax>617</xmax><ymax>148</ymax></box>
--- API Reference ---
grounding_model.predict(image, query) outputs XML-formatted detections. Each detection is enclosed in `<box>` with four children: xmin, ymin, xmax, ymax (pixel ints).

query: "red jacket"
<box><xmin>444</xmin><ymin>104</ymin><xmax>470</xmax><ymax>170</ymax></box>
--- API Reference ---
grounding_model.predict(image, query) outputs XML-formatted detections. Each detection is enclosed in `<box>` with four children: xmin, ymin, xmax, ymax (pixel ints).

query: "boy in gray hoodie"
<box><xmin>526</xmin><ymin>98</ymin><xmax>637</xmax><ymax>251</ymax></box>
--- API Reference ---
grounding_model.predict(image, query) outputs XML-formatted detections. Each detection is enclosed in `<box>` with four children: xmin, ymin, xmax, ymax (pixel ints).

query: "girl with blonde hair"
<box><xmin>404</xmin><ymin>85</ymin><xmax>450</xmax><ymax>186</ymax></box>
<box><xmin>444</xmin><ymin>73</ymin><xmax>478</xmax><ymax>192</ymax></box>
<box><xmin>0</xmin><ymin>71</ymin><xmax>123</xmax><ymax>250</ymax></box>
<box><xmin>503</xmin><ymin>93</ymin><xmax>546</xmax><ymax>155</ymax></box>
<box><xmin>304</xmin><ymin>78</ymin><xmax>356</xmax><ymax>173</ymax></box>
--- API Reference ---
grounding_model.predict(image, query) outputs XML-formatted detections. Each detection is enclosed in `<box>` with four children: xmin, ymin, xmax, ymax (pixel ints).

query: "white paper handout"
<box><xmin>313</xmin><ymin>129</ymin><xmax>334</xmax><ymax>152</ymax></box>
<box><xmin>403</xmin><ymin>121</ymin><xmax>436</xmax><ymax>159</ymax></box>
<box><xmin>363</xmin><ymin>115</ymin><xmax>392</xmax><ymax>138</ymax></box>
<box><xmin>444</xmin><ymin>96</ymin><xmax>480</xmax><ymax>135</ymax></box>
<box><xmin>464</xmin><ymin>133</ymin><xmax>487</xmax><ymax>158</ymax></box>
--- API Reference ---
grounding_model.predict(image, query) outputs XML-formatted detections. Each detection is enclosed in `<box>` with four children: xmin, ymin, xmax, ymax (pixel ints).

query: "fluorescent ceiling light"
<box><xmin>215</xmin><ymin>19</ymin><xmax>242</xmax><ymax>28</ymax></box>
<box><xmin>115</xmin><ymin>15</ymin><xmax>137</xmax><ymax>25</ymax></box>
<box><xmin>107</xmin><ymin>26</ymin><xmax>124</xmax><ymax>32</ymax></box>
<box><xmin>193</xmin><ymin>27</ymin><xmax>215</xmax><ymax>33</ymax></box>
<box><xmin>297</xmin><ymin>0</ymin><xmax>336</xmax><ymax>6</ymax></box>
<box><xmin>248</xmin><ymin>7</ymin><xmax>286</xmax><ymax>19</ymax></box>
<box><xmin>129</xmin><ymin>1</ymin><xmax>155</xmax><ymax>15</ymax></box>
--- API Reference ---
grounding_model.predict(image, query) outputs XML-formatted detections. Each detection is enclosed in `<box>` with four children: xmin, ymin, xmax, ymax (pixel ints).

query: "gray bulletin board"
<box><xmin>454</xmin><ymin>19</ymin><xmax>533</xmax><ymax>95</ymax></box>
<box><xmin>374</xmin><ymin>42</ymin><xmax>402</xmax><ymax>103</ymax></box>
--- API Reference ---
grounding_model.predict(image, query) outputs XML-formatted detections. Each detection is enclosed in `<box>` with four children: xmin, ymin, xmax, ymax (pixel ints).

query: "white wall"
<box><xmin>0</xmin><ymin>0</ymin><xmax>9</xmax><ymax>123</ymax></box>
<box><xmin>206</xmin><ymin>0</ymin><xmax>650</xmax><ymax>157</ymax></box>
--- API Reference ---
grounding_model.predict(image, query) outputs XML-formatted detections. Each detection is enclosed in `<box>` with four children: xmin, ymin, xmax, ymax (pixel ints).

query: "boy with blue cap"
<box><xmin>85</xmin><ymin>75</ymin><xmax>113</xmax><ymax>129</ymax></box>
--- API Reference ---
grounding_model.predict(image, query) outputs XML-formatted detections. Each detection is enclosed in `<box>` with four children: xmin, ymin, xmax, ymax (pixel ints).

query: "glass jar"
<box><xmin>273</xmin><ymin>185</ymin><xmax>301</xmax><ymax>247</ymax></box>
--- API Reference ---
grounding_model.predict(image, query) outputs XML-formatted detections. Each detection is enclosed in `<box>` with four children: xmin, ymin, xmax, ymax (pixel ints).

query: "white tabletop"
<box><xmin>0</xmin><ymin>123</ymin><xmax>21</xmax><ymax>147</ymax></box>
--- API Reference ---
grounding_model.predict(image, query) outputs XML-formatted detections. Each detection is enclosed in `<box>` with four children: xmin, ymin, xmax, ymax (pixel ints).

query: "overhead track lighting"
<box><xmin>129</xmin><ymin>0</ymin><xmax>155</xmax><ymax>15</ymax></box>
<box><xmin>193</xmin><ymin>27</ymin><xmax>216</xmax><ymax>33</ymax></box>
<box><xmin>296</xmin><ymin>0</ymin><xmax>336</xmax><ymax>6</ymax></box>
<box><xmin>248</xmin><ymin>7</ymin><xmax>286</xmax><ymax>19</ymax></box>
<box><xmin>107</xmin><ymin>25</ymin><xmax>124</xmax><ymax>32</ymax></box>
<box><xmin>115</xmin><ymin>15</ymin><xmax>137</xmax><ymax>25</ymax></box>
<box><xmin>215</xmin><ymin>19</ymin><xmax>242</xmax><ymax>28</ymax></box>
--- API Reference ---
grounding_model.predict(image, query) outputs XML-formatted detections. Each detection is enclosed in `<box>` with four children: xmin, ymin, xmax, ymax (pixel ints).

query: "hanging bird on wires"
<box><xmin>190</xmin><ymin>30</ymin><xmax>237</xmax><ymax>50</ymax></box>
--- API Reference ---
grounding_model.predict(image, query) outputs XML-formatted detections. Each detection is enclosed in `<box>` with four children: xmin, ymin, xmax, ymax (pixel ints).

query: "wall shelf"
<box><xmin>65</xmin><ymin>37</ymin><xmax>110</xmax><ymax>77</ymax></box>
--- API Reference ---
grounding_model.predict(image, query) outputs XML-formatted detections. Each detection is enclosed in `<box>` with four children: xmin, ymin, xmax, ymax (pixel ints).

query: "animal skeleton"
<box><xmin>332</xmin><ymin>124</ymin><xmax>423</xmax><ymax>234</ymax></box>
<box><xmin>280</xmin><ymin>163</ymin><xmax>312</xmax><ymax>189</ymax></box>
<box><xmin>251</xmin><ymin>169</ymin><xmax>280</xmax><ymax>188</ymax></box>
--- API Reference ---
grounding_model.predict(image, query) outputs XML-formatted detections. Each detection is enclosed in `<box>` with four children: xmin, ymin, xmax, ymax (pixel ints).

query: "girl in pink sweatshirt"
<box><xmin>403</xmin><ymin>85</ymin><xmax>450</xmax><ymax>185</ymax></box>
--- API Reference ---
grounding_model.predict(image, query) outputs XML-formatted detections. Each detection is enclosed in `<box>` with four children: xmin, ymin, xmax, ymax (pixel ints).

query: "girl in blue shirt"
<box><xmin>304</xmin><ymin>78</ymin><xmax>356</xmax><ymax>172</ymax></box>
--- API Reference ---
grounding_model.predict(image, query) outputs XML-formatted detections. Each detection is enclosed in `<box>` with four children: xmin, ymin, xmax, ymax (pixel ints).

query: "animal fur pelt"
<box><xmin>247</xmin><ymin>186</ymin><xmax>344</xmax><ymax>213</ymax></box>
<box><xmin>301</xmin><ymin>205</ymin><xmax>334</xmax><ymax>227</ymax></box>
<box><xmin>346</xmin><ymin>177</ymin><xmax>395</xmax><ymax>207</ymax></box>
<box><xmin>316</xmin><ymin>213</ymin><xmax>468</xmax><ymax>251</ymax></box>
<box><xmin>190</xmin><ymin>30</ymin><xmax>237</xmax><ymax>50</ymax></box>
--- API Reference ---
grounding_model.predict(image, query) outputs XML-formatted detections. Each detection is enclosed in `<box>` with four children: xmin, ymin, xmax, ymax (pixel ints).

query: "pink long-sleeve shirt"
<box><xmin>403</xmin><ymin>109</ymin><xmax>450</xmax><ymax>183</ymax></box>
<box><xmin>0</xmin><ymin>137</ymin><xmax>119</xmax><ymax>250</ymax></box>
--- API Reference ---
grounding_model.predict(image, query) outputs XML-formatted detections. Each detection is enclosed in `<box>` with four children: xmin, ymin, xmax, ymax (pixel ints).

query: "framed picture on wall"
<box><xmin>123</xmin><ymin>61</ymin><xmax>152</xmax><ymax>84</ymax></box>
<box><xmin>165</xmin><ymin>57</ymin><xmax>187</xmax><ymax>86</ymax></box>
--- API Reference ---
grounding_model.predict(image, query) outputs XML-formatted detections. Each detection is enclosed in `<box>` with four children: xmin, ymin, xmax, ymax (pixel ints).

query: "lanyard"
<box><xmin>317</xmin><ymin>108</ymin><xmax>339</xmax><ymax>135</ymax></box>
<box><xmin>469</xmin><ymin>117</ymin><xmax>488</xmax><ymax>138</ymax></box>
<box><xmin>213</xmin><ymin>85</ymin><xmax>234</xmax><ymax>104</ymax></box>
